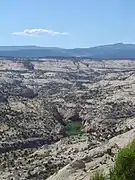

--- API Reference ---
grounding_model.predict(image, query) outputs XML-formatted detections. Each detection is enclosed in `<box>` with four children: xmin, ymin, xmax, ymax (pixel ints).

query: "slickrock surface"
<box><xmin>0</xmin><ymin>59</ymin><xmax>135</xmax><ymax>179</ymax></box>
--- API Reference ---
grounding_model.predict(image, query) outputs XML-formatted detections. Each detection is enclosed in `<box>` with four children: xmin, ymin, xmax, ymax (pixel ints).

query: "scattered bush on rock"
<box><xmin>90</xmin><ymin>139</ymin><xmax>135</xmax><ymax>180</ymax></box>
<box><xmin>110</xmin><ymin>139</ymin><xmax>135</xmax><ymax>180</ymax></box>
<box><xmin>90</xmin><ymin>170</ymin><xmax>105</xmax><ymax>180</ymax></box>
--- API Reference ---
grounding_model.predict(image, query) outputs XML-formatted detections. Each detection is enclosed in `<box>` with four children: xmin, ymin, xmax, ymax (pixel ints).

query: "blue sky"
<box><xmin>0</xmin><ymin>0</ymin><xmax>134</xmax><ymax>48</ymax></box>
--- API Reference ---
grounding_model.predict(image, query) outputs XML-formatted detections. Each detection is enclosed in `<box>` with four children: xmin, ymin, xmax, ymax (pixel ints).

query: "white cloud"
<box><xmin>12</xmin><ymin>28</ymin><xmax>68</xmax><ymax>36</ymax></box>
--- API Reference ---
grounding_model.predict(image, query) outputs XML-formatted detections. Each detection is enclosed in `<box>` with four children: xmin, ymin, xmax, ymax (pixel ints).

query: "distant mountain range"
<box><xmin>1</xmin><ymin>43</ymin><xmax>135</xmax><ymax>59</ymax></box>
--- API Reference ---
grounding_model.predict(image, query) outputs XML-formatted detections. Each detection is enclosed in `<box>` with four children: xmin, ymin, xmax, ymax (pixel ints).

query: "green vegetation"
<box><xmin>65</xmin><ymin>121</ymin><xmax>83</xmax><ymax>136</ymax></box>
<box><xmin>110</xmin><ymin>140</ymin><xmax>135</xmax><ymax>180</ymax></box>
<box><xmin>90</xmin><ymin>140</ymin><xmax>135</xmax><ymax>180</ymax></box>
<box><xmin>90</xmin><ymin>171</ymin><xmax>105</xmax><ymax>180</ymax></box>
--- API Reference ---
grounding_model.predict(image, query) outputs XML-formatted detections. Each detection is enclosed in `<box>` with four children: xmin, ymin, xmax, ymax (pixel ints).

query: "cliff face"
<box><xmin>0</xmin><ymin>59</ymin><xmax>135</xmax><ymax>179</ymax></box>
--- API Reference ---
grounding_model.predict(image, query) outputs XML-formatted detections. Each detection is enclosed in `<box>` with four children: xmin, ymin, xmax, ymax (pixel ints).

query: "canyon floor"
<box><xmin>0</xmin><ymin>59</ymin><xmax>135</xmax><ymax>179</ymax></box>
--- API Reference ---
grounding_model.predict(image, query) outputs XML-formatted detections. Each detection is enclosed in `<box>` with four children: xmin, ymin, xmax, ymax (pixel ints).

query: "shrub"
<box><xmin>90</xmin><ymin>170</ymin><xmax>106</xmax><ymax>180</ymax></box>
<box><xmin>89</xmin><ymin>140</ymin><xmax>135</xmax><ymax>180</ymax></box>
<box><xmin>110</xmin><ymin>140</ymin><xmax>135</xmax><ymax>180</ymax></box>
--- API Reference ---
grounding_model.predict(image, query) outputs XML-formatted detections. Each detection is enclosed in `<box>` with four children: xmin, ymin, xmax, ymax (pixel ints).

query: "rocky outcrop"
<box><xmin>20</xmin><ymin>88</ymin><xmax>38</xmax><ymax>99</ymax></box>
<box><xmin>0</xmin><ymin>138</ymin><xmax>51</xmax><ymax>153</ymax></box>
<box><xmin>47</xmin><ymin>128</ymin><xmax>135</xmax><ymax>180</ymax></box>
<box><xmin>0</xmin><ymin>59</ymin><xmax>135</xmax><ymax>179</ymax></box>
<box><xmin>0</xmin><ymin>99</ymin><xmax>66</xmax><ymax>154</ymax></box>
<box><xmin>64</xmin><ymin>109</ymin><xmax>82</xmax><ymax>122</ymax></box>
<box><xmin>22</xmin><ymin>60</ymin><xmax>35</xmax><ymax>70</ymax></box>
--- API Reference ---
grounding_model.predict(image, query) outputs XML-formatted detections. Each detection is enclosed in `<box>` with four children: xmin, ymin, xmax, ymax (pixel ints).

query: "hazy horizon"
<box><xmin>0</xmin><ymin>42</ymin><xmax>133</xmax><ymax>49</ymax></box>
